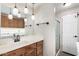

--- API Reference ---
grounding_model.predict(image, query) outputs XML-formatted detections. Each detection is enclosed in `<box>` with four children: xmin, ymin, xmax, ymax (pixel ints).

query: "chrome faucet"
<box><xmin>13</xmin><ymin>34</ymin><xmax>20</xmax><ymax>42</ymax></box>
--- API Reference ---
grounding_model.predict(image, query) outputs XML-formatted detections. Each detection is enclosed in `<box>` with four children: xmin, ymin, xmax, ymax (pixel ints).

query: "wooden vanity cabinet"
<box><xmin>17</xmin><ymin>18</ymin><xmax>24</xmax><ymax>28</ymax></box>
<box><xmin>24</xmin><ymin>43</ymin><xmax>37</xmax><ymax>56</ymax></box>
<box><xmin>10</xmin><ymin>18</ymin><xmax>18</xmax><ymax>28</ymax></box>
<box><xmin>5</xmin><ymin>47</ymin><xmax>25</xmax><ymax>56</ymax></box>
<box><xmin>1</xmin><ymin>14</ymin><xmax>24</xmax><ymax>28</ymax></box>
<box><xmin>0</xmin><ymin>40</ymin><xmax>43</xmax><ymax>56</ymax></box>
<box><xmin>1</xmin><ymin>15</ymin><xmax>9</xmax><ymax>27</ymax></box>
<box><xmin>36</xmin><ymin>41</ymin><xmax>43</xmax><ymax>56</ymax></box>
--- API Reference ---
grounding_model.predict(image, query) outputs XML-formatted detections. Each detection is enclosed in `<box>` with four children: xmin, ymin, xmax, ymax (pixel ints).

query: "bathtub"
<box><xmin>76</xmin><ymin>42</ymin><xmax>79</xmax><ymax>56</ymax></box>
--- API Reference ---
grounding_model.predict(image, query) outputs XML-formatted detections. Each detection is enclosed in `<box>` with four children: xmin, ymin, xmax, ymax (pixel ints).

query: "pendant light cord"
<box><xmin>10</xmin><ymin>8</ymin><xmax>11</xmax><ymax>14</ymax></box>
<box><xmin>15</xmin><ymin>3</ymin><xmax>17</xmax><ymax>8</ymax></box>
<box><xmin>32</xmin><ymin>3</ymin><xmax>34</xmax><ymax>15</ymax></box>
<box><xmin>25</xmin><ymin>3</ymin><xmax>27</xmax><ymax>8</ymax></box>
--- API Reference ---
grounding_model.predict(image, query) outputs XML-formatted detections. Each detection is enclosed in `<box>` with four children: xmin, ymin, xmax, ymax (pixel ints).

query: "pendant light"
<box><xmin>24</xmin><ymin>3</ymin><xmax>29</xmax><ymax>14</ymax></box>
<box><xmin>13</xmin><ymin>3</ymin><xmax>18</xmax><ymax>15</ymax></box>
<box><xmin>8</xmin><ymin>8</ymin><xmax>13</xmax><ymax>20</ymax></box>
<box><xmin>24</xmin><ymin>15</ymin><xmax>27</xmax><ymax>22</ymax></box>
<box><xmin>31</xmin><ymin>3</ymin><xmax>35</xmax><ymax>20</ymax></box>
<box><xmin>17</xmin><ymin>11</ymin><xmax>21</xmax><ymax>18</ymax></box>
<box><xmin>24</xmin><ymin>18</ymin><xmax>27</xmax><ymax>22</ymax></box>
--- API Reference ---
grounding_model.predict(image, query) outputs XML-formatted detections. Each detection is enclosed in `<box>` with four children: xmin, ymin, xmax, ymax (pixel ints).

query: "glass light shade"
<box><xmin>17</xmin><ymin>13</ymin><xmax>21</xmax><ymax>18</ymax></box>
<box><xmin>31</xmin><ymin>15</ymin><xmax>35</xmax><ymax>20</ymax></box>
<box><xmin>64</xmin><ymin>3</ymin><xmax>71</xmax><ymax>7</ymax></box>
<box><xmin>8</xmin><ymin>14</ymin><xmax>13</xmax><ymax>20</ymax></box>
<box><xmin>24</xmin><ymin>8</ymin><xmax>28</xmax><ymax>14</ymax></box>
<box><xmin>13</xmin><ymin>8</ymin><xmax>18</xmax><ymax>15</ymax></box>
<box><xmin>24</xmin><ymin>18</ymin><xmax>27</xmax><ymax>22</ymax></box>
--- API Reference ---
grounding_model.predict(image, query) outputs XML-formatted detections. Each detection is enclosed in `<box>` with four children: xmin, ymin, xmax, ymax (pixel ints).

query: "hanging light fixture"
<box><xmin>31</xmin><ymin>3</ymin><xmax>35</xmax><ymax>20</ymax></box>
<box><xmin>13</xmin><ymin>3</ymin><xmax>18</xmax><ymax>15</ymax></box>
<box><xmin>24</xmin><ymin>15</ymin><xmax>27</xmax><ymax>22</ymax></box>
<box><xmin>8</xmin><ymin>8</ymin><xmax>13</xmax><ymax>20</ymax></box>
<box><xmin>24</xmin><ymin>18</ymin><xmax>27</xmax><ymax>22</ymax></box>
<box><xmin>24</xmin><ymin>3</ymin><xmax>29</xmax><ymax>14</ymax></box>
<box><xmin>17</xmin><ymin>11</ymin><xmax>21</xmax><ymax>18</ymax></box>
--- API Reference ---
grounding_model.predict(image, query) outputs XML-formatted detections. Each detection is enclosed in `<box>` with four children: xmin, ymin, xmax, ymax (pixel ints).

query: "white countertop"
<box><xmin>0</xmin><ymin>34</ymin><xmax>44</xmax><ymax>54</ymax></box>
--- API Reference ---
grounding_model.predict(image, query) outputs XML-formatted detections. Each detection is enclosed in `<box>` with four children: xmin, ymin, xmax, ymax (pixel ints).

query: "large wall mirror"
<box><xmin>0</xmin><ymin>4</ymin><xmax>34</xmax><ymax>38</ymax></box>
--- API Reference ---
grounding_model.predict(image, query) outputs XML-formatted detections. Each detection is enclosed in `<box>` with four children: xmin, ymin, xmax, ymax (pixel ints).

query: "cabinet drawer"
<box><xmin>4</xmin><ymin>47</ymin><xmax>25</xmax><ymax>56</ymax></box>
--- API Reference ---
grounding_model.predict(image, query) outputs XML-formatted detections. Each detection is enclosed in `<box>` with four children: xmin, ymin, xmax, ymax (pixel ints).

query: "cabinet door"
<box><xmin>1</xmin><ymin>14</ymin><xmax>24</xmax><ymax>28</ymax></box>
<box><xmin>24</xmin><ymin>43</ymin><xmax>36</xmax><ymax>56</ymax></box>
<box><xmin>2</xmin><ymin>47</ymin><xmax>25</xmax><ymax>56</ymax></box>
<box><xmin>1</xmin><ymin>15</ymin><xmax>9</xmax><ymax>27</ymax></box>
<box><xmin>36</xmin><ymin>41</ymin><xmax>43</xmax><ymax>56</ymax></box>
<box><xmin>11</xmin><ymin>18</ymin><xmax>18</xmax><ymax>28</ymax></box>
<box><xmin>17</xmin><ymin>18</ymin><xmax>24</xmax><ymax>28</ymax></box>
<box><xmin>0</xmin><ymin>41</ymin><xmax>43</xmax><ymax>56</ymax></box>
<box><xmin>15</xmin><ymin>47</ymin><xmax>25</xmax><ymax>56</ymax></box>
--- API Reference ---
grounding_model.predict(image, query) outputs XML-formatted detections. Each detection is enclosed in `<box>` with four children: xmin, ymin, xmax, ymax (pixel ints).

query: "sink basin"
<box><xmin>0</xmin><ymin>39</ymin><xmax>29</xmax><ymax>46</ymax></box>
<box><xmin>0</xmin><ymin>36</ymin><xmax>33</xmax><ymax>46</ymax></box>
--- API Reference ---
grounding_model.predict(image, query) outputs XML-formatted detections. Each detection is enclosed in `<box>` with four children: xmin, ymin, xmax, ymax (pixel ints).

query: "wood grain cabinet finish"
<box><xmin>1</xmin><ymin>14</ymin><xmax>24</xmax><ymax>28</ymax></box>
<box><xmin>17</xmin><ymin>18</ymin><xmax>24</xmax><ymax>28</ymax></box>
<box><xmin>1</xmin><ymin>15</ymin><xmax>9</xmax><ymax>27</ymax></box>
<box><xmin>10</xmin><ymin>18</ymin><xmax>18</xmax><ymax>28</ymax></box>
<box><xmin>24</xmin><ymin>43</ymin><xmax>37</xmax><ymax>56</ymax></box>
<box><xmin>36</xmin><ymin>41</ymin><xmax>43</xmax><ymax>56</ymax></box>
<box><xmin>0</xmin><ymin>40</ymin><xmax>43</xmax><ymax>56</ymax></box>
<box><xmin>1</xmin><ymin>47</ymin><xmax>25</xmax><ymax>56</ymax></box>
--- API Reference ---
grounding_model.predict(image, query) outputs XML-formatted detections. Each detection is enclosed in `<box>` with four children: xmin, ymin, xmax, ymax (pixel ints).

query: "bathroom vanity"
<box><xmin>0</xmin><ymin>35</ymin><xmax>43</xmax><ymax>56</ymax></box>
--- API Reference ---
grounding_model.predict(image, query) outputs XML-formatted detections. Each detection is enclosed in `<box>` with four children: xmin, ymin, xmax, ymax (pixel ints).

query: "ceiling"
<box><xmin>1</xmin><ymin>3</ymin><xmax>79</xmax><ymax>15</ymax></box>
<box><xmin>0</xmin><ymin>3</ymin><xmax>42</xmax><ymax>12</ymax></box>
<box><xmin>55</xmin><ymin>3</ymin><xmax>79</xmax><ymax>14</ymax></box>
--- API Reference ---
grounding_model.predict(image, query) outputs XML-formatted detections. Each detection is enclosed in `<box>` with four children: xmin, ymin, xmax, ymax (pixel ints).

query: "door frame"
<box><xmin>55</xmin><ymin>19</ymin><xmax>61</xmax><ymax>56</ymax></box>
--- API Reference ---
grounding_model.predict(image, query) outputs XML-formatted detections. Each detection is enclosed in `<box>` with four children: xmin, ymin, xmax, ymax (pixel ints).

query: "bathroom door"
<box><xmin>62</xmin><ymin>14</ymin><xmax>77</xmax><ymax>55</ymax></box>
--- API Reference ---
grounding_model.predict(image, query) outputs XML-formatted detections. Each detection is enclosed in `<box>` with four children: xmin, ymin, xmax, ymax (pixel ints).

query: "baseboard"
<box><xmin>62</xmin><ymin>51</ymin><xmax>76</xmax><ymax>56</ymax></box>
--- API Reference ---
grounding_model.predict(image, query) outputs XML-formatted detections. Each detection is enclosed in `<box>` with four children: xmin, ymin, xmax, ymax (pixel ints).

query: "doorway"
<box><xmin>62</xmin><ymin>13</ymin><xmax>77</xmax><ymax>55</ymax></box>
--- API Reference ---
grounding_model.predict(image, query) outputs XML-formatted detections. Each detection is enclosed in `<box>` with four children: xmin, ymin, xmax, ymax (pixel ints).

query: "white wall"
<box><xmin>77</xmin><ymin>16</ymin><xmax>79</xmax><ymax>42</ymax></box>
<box><xmin>34</xmin><ymin>4</ymin><xmax>56</xmax><ymax>56</ymax></box>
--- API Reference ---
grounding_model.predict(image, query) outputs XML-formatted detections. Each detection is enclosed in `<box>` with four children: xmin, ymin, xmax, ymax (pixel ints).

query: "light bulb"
<box><xmin>13</xmin><ymin>8</ymin><xmax>18</xmax><ymax>15</ymax></box>
<box><xmin>8</xmin><ymin>14</ymin><xmax>13</xmax><ymax>20</ymax></box>
<box><xmin>24</xmin><ymin>18</ymin><xmax>27</xmax><ymax>22</ymax></box>
<box><xmin>31</xmin><ymin>15</ymin><xmax>35</xmax><ymax>20</ymax></box>
<box><xmin>24</xmin><ymin>7</ymin><xmax>28</xmax><ymax>14</ymax></box>
<box><xmin>17</xmin><ymin>13</ymin><xmax>21</xmax><ymax>18</ymax></box>
<box><xmin>64</xmin><ymin>3</ymin><xmax>71</xmax><ymax>7</ymax></box>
